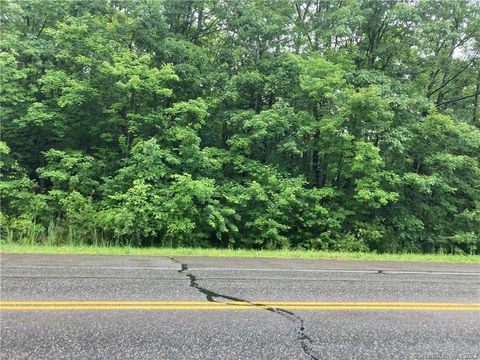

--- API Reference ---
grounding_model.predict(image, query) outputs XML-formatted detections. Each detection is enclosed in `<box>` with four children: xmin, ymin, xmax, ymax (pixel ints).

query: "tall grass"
<box><xmin>1</xmin><ymin>243</ymin><xmax>479</xmax><ymax>263</ymax></box>
<box><xmin>2</xmin><ymin>219</ymin><xmax>479</xmax><ymax>263</ymax></box>
<box><xmin>3</xmin><ymin>219</ymin><xmax>110</xmax><ymax>247</ymax></box>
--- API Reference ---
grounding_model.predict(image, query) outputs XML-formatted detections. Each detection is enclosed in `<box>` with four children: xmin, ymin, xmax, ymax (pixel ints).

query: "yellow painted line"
<box><xmin>1</xmin><ymin>301</ymin><xmax>478</xmax><ymax>306</ymax></box>
<box><xmin>0</xmin><ymin>306</ymin><xmax>478</xmax><ymax>311</ymax></box>
<box><xmin>0</xmin><ymin>301</ymin><xmax>478</xmax><ymax>311</ymax></box>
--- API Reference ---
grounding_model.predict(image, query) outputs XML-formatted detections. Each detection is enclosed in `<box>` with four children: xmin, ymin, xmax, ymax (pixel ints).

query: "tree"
<box><xmin>2</xmin><ymin>0</ymin><xmax>478</xmax><ymax>253</ymax></box>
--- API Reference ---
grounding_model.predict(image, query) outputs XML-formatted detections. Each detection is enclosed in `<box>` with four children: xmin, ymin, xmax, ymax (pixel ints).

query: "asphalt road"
<box><xmin>1</xmin><ymin>254</ymin><xmax>479</xmax><ymax>360</ymax></box>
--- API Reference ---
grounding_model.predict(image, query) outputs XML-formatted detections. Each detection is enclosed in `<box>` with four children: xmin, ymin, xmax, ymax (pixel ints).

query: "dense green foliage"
<box><xmin>1</xmin><ymin>0</ymin><xmax>479</xmax><ymax>253</ymax></box>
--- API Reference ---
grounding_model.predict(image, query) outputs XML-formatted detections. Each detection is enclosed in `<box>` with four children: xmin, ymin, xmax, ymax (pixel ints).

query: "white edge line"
<box><xmin>1</xmin><ymin>265</ymin><xmax>479</xmax><ymax>276</ymax></box>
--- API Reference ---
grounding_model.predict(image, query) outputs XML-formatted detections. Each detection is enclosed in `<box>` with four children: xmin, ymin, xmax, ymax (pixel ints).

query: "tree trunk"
<box><xmin>473</xmin><ymin>72</ymin><xmax>480</xmax><ymax>127</ymax></box>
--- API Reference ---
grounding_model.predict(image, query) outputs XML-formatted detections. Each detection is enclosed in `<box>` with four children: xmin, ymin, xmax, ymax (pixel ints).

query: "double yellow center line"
<box><xmin>1</xmin><ymin>301</ymin><xmax>478</xmax><ymax>311</ymax></box>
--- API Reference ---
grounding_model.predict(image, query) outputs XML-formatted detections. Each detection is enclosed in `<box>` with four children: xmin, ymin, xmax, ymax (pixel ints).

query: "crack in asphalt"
<box><xmin>169</xmin><ymin>257</ymin><xmax>322</xmax><ymax>360</ymax></box>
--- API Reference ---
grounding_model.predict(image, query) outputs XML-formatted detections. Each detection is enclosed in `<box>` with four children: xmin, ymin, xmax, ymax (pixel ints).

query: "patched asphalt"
<box><xmin>1</xmin><ymin>254</ymin><xmax>479</xmax><ymax>359</ymax></box>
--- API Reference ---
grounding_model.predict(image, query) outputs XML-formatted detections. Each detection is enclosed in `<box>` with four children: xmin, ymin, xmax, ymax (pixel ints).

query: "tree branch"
<box><xmin>428</xmin><ymin>57</ymin><xmax>476</xmax><ymax>98</ymax></box>
<box><xmin>436</xmin><ymin>91</ymin><xmax>480</xmax><ymax>107</ymax></box>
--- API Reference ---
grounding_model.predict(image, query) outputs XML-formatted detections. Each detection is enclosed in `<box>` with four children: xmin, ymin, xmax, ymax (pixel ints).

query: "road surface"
<box><xmin>1</xmin><ymin>254</ymin><xmax>479</xmax><ymax>359</ymax></box>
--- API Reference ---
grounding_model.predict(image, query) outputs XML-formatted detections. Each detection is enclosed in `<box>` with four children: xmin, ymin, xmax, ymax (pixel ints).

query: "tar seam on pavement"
<box><xmin>168</xmin><ymin>257</ymin><xmax>322</xmax><ymax>360</ymax></box>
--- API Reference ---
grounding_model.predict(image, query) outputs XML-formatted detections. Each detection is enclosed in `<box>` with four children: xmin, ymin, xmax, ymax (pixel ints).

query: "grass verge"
<box><xmin>1</xmin><ymin>243</ymin><xmax>479</xmax><ymax>263</ymax></box>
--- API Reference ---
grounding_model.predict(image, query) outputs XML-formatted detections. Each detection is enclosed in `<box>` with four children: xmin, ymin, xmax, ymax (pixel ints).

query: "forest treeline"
<box><xmin>1</xmin><ymin>0</ymin><xmax>479</xmax><ymax>253</ymax></box>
